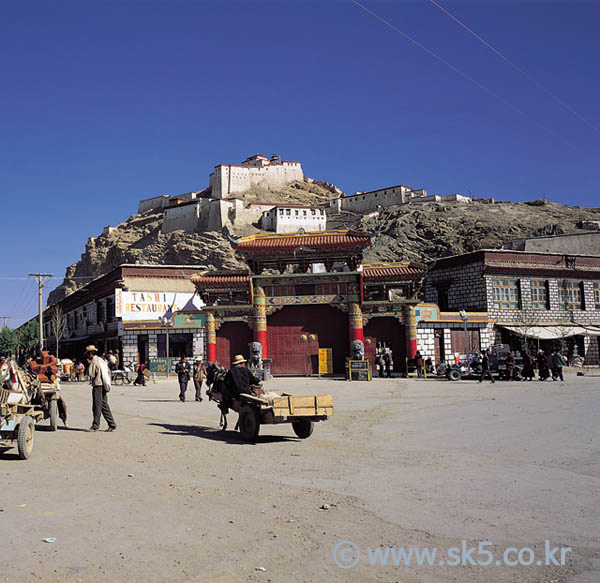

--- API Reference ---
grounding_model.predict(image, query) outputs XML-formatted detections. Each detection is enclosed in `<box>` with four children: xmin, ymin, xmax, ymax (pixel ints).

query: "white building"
<box><xmin>261</xmin><ymin>205</ymin><xmax>326</xmax><ymax>233</ymax></box>
<box><xmin>209</xmin><ymin>153</ymin><xmax>304</xmax><ymax>199</ymax></box>
<box><xmin>330</xmin><ymin>184</ymin><xmax>471</xmax><ymax>214</ymax></box>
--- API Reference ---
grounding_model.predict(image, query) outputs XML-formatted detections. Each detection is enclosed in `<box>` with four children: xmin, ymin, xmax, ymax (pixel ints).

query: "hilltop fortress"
<box><xmin>135</xmin><ymin>153</ymin><xmax>473</xmax><ymax>235</ymax></box>
<box><xmin>209</xmin><ymin>153</ymin><xmax>304</xmax><ymax>198</ymax></box>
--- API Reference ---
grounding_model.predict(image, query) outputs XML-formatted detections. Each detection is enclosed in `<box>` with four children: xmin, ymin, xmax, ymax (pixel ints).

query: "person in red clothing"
<box><xmin>415</xmin><ymin>351</ymin><xmax>424</xmax><ymax>378</ymax></box>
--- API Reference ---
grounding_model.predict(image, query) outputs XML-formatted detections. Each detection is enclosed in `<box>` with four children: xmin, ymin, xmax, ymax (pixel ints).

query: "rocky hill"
<box><xmin>48</xmin><ymin>184</ymin><xmax>600</xmax><ymax>305</ymax></box>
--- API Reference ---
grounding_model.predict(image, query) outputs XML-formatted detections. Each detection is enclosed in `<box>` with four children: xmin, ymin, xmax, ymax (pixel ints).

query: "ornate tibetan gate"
<box><xmin>267</xmin><ymin>305</ymin><xmax>349</xmax><ymax>375</ymax></box>
<box><xmin>364</xmin><ymin>316</ymin><xmax>406</xmax><ymax>374</ymax></box>
<box><xmin>216</xmin><ymin>321</ymin><xmax>252</xmax><ymax>368</ymax></box>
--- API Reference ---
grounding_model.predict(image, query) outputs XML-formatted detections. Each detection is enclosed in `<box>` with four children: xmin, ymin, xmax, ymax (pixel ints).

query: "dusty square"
<box><xmin>1</xmin><ymin>373</ymin><xmax>598</xmax><ymax>583</ymax></box>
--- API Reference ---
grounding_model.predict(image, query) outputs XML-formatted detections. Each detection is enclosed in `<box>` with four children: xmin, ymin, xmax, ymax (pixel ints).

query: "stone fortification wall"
<box><xmin>210</xmin><ymin>161</ymin><xmax>303</xmax><ymax>199</ymax></box>
<box><xmin>138</xmin><ymin>195</ymin><xmax>171</xmax><ymax>214</ymax></box>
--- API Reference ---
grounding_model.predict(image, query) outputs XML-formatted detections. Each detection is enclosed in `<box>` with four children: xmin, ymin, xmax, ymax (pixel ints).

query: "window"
<box><xmin>530</xmin><ymin>279</ymin><xmax>548</xmax><ymax>310</ymax></box>
<box><xmin>311</xmin><ymin>209</ymin><xmax>316</xmax><ymax>215</ymax></box>
<box><xmin>294</xmin><ymin>210</ymin><xmax>299</xmax><ymax>216</ymax></box>
<box><xmin>595</xmin><ymin>282</ymin><xmax>600</xmax><ymax>310</ymax></box>
<box><xmin>286</xmin><ymin>209</ymin><xmax>291</xmax><ymax>216</ymax></box>
<box><xmin>303</xmin><ymin>210</ymin><xmax>307</xmax><ymax>216</ymax></box>
<box><xmin>559</xmin><ymin>280</ymin><xmax>583</xmax><ymax>310</ymax></box>
<box><xmin>279</xmin><ymin>208</ymin><xmax>284</xmax><ymax>215</ymax></box>
<box><xmin>491</xmin><ymin>278</ymin><xmax>520</xmax><ymax>310</ymax></box>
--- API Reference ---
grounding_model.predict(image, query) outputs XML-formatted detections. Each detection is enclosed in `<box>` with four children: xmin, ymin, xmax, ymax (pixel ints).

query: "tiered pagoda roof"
<box><xmin>190</xmin><ymin>270</ymin><xmax>251</xmax><ymax>289</ymax></box>
<box><xmin>362</xmin><ymin>262</ymin><xmax>424</xmax><ymax>282</ymax></box>
<box><xmin>236</xmin><ymin>229</ymin><xmax>371</xmax><ymax>255</ymax></box>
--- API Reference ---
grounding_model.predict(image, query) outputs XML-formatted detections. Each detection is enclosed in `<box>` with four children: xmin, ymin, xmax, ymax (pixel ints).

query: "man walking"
<box><xmin>193</xmin><ymin>359</ymin><xmax>205</xmax><ymax>402</ymax></box>
<box><xmin>86</xmin><ymin>345</ymin><xmax>117</xmax><ymax>432</ymax></box>
<box><xmin>175</xmin><ymin>356</ymin><xmax>191</xmax><ymax>402</ymax></box>
<box><xmin>552</xmin><ymin>349</ymin><xmax>566</xmax><ymax>381</ymax></box>
<box><xmin>478</xmin><ymin>349</ymin><xmax>495</xmax><ymax>383</ymax></box>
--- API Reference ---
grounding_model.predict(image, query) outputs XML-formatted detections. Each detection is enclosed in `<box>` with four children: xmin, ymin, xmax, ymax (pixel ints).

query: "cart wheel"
<box><xmin>238</xmin><ymin>406</ymin><xmax>260</xmax><ymax>442</ymax></box>
<box><xmin>17</xmin><ymin>416</ymin><xmax>35</xmax><ymax>460</ymax></box>
<box><xmin>49</xmin><ymin>400</ymin><xmax>58</xmax><ymax>431</ymax></box>
<box><xmin>113</xmin><ymin>374</ymin><xmax>123</xmax><ymax>385</ymax></box>
<box><xmin>292</xmin><ymin>420</ymin><xmax>314</xmax><ymax>439</ymax></box>
<box><xmin>448</xmin><ymin>369</ymin><xmax>461</xmax><ymax>382</ymax></box>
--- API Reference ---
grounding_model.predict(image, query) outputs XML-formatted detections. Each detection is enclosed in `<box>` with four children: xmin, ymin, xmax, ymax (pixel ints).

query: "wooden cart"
<box><xmin>230</xmin><ymin>392</ymin><xmax>333</xmax><ymax>442</ymax></box>
<box><xmin>0</xmin><ymin>389</ymin><xmax>44</xmax><ymax>460</ymax></box>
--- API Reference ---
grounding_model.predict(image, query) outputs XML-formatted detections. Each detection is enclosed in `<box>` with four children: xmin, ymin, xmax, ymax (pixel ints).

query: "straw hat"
<box><xmin>231</xmin><ymin>354</ymin><xmax>246</xmax><ymax>365</ymax></box>
<box><xmin>85</xmin><ymin>345</ymin><xmax>99</xmax><ymax>353</ymax></box>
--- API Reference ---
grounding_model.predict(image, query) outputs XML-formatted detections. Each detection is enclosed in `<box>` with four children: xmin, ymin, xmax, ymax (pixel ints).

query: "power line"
<box><xmin>349</xmin><ymin>0</ymin><xmax>555</xmax><ymax>135</ymax></box>
<box><xmin>428</xmin><ymin>0</ymin><xmax>599</xmax><ymax>133</ymax></box>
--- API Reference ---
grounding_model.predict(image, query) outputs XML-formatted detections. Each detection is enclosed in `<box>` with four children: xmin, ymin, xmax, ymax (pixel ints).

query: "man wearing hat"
<box><xmin>86</xmin><ymin>345</ymin><xmax>117</xmax><ymax>432</ymax></box>
<box><xmin>224</xmin><ymin>354</ymin><xmax>260</xmax><ymax>407</ymax></box>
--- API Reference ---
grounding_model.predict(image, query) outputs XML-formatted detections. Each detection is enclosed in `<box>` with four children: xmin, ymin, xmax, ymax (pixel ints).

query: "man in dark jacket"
<box><xmin>175</xmin><ymin>356</ymin><xmax>191</xmax><ymax>402</ymax></box>
<box><xmin>478</xmin><ymin>349</ymin><xmax>495</xmax><ymax>383</ymax></box>
<box><xmin>225</xmin><ymin>354</ymin><xmax>260</xmax><ymax>401</ymax></box>
<box><xmin>551</xmin><ymin>350</ymin><xmax>565</xmax><ymax>381</ymax></box>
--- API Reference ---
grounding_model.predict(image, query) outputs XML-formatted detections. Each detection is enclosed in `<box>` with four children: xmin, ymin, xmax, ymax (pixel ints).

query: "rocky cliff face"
<box><xmin>48</xmin><ymin>188</ymin><xmax>600</xmax><ymax>305</ymax></box>
<box><xmin>330</xmin><ymin>199</ymin><xmax>600</xmax><ymax>264</ymax></box>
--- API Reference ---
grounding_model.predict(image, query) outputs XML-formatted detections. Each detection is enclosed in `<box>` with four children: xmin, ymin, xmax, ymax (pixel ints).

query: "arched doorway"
<box><xmin>364</xmin><ymin>316</ymin><xmax>406</xmax><ymax>375</ymax></box>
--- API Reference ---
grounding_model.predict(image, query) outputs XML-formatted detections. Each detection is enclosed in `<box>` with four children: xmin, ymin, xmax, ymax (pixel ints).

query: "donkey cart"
<box><xmin>235</xmin><ymin>392</ymin><xmax>333</xmax><ymax>442</ymax></box>
<box><xmin>206</xmin><ymin>363</ymin><xmax>334</xmax><ymax>442</ymax></box>
<box><xmin>0</xmin><ymin>391</ymin><xmax>44</xmax><ymax>460</ymax></box>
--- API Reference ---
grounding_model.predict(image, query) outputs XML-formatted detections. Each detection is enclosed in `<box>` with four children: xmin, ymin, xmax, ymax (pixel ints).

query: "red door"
<box><xmin>216</xmin><ymin>322</ymin><xmax>252</xmax><ymax>368</ymax></box>
<box><xmin>267</xmin><ymin>305</ymin><xmax>349</xmax><ymax>375</ymax></box>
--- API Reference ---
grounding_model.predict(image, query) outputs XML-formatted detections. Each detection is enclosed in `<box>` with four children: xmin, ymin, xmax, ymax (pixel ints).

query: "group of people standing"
<box><xmin>477</xmin><ymin>347</ymin><xmax>567</xmax><ymax>383</ymax></box>
<box><xmin>527</xmin><ymin>348</ymin><xmax>567</xmax><ymax>382</ymax></box>
<box><xmin>175</xmin><ymin>356</ymin><xmax>206</xmax><ymax>402</ymax></box>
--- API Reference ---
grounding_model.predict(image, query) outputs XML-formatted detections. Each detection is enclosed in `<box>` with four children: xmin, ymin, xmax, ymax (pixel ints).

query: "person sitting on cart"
<box><xmin>222</xmin><ymin>354</ymin><xmax>260</xmax><ymax>413</ymax></box>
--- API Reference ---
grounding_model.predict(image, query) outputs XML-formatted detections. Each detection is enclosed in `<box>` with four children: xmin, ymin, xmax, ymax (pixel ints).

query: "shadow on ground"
<box><xmin>148</xmin><ymin>422</ymin><xmax>297</xmax><ymax>444</ymax></box>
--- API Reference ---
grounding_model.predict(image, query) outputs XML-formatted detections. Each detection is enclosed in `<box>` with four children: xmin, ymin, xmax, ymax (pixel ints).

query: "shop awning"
<box><xmin>501</xmin><ymin>325</ymin><xmax>599</xmax><ymax>340</ymax></box>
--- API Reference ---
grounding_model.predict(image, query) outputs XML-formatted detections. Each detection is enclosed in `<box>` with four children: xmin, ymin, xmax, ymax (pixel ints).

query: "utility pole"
<box><xmin>0</xmin><ymin>316</ymin><xmax>10</xmax><ymax>328</ymax></box>
<box><xmin>28</xmin><ymin>273</ymin><xmax>53</xmax><ymax>349</ymax></box>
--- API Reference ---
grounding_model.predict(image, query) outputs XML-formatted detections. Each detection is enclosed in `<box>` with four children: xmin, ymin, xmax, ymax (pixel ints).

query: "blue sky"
<box><xmin>1</xmin><ymin>0</ymin><xmax>598</xmax><ymax>325</ymax></box>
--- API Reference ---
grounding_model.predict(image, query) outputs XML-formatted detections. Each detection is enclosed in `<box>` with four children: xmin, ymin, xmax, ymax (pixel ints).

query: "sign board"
<box><xmin>149</xmin><ymin>357</ymin><xmax>175</xmax><ymax>374</ymax></box>
<box><xmin>345</xmin><ymin>359</ymin><xmax>372</xmax><ymax>381</ymax></box>
<box><xmin>173</xmin><ymin>313</ymin><xmax>206</xmax><ymax>328</ymax></box>
<box><xmin>318</xmin><ymin>348</ymin><xmax>333</xmax><ymax>375</ymax></box>
<box><xmin>115</xmin><ymin>290</ymin><xmax>204</xmax><ymax>322</ymax></box>
<box><xmin>415</xmin><ymin>303</ymin><xmax>440</xmax><ymax>323</ymax></box>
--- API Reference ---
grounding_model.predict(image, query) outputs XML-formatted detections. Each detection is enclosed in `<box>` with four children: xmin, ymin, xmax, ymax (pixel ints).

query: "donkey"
<box><xmin>205</xmin><ymin>362</ymin><xmax>235</xmax><ymax>430</ymax></box>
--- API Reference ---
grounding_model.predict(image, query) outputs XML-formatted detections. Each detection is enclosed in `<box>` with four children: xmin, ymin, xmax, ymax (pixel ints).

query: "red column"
<box><xmin>404</xmin><ymin>305</ymin><xmax>418</xmax><ymax>359</ymax></box>
<box><xmin>253</xmin><ymin>286</ymin><xmax>268</xmax><ymax>359</ymax></box>
<box><xmin>206</xmin><ymin>312</ymin><xmax>217</xmax><ymax>363</ymax></box>
<box><xmin>349</xmin><ymin>302</ymin><xmax>364</xmax><ymax>350</ymax></box>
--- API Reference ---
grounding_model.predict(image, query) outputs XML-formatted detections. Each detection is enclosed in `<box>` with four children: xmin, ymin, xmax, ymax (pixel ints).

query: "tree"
<box><xmin>0</xmin><ymin>326</ymin><xmax>18</xmax><ymax>357</ymax></box>
<box><xmin>17</xmin><ymin>319</ymin><xmax>40</xmax><ymax>352</ymax></box>
<box><xmin>50</xmin><ymin>305</ymin><xmax>67</xmax><ymax>360</ymax></box>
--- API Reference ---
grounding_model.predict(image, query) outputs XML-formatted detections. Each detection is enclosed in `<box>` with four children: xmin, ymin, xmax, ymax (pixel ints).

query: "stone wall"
<box><xmin>485</xmin><ymin>277</ymin><xmax>600</xmax><ymax>326</ymax></box>
<box><xmin>417</xmin><ymin>321</ymin><xmax>490</xmax><ymax>362</ymax></box>
<box><xmin>424</xmin><ymin>260</ymin><xmax>488</xmax><ymax>312</ymax></box>
<box><xmin>138</xmin><ymin>195</ymin><xmax>171</xmax><ymax>214</ymax></box>
<box><xmin>210</xmin><ymin>161</ymin><xmax>304</xmax><ymax>199</ymax></box>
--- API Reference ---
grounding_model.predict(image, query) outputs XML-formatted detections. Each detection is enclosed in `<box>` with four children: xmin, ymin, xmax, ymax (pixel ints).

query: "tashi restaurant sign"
<box><xmin>115</xmin><ymin>290</ymin><xmax>204</xmax><ymax>321</ymax></box>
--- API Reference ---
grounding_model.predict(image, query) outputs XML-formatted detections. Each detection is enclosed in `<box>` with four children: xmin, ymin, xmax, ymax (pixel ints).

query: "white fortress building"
<box><xmin>209</xmin><ymin>153</ymin><xmax>304</xmax><ymax>199</ymax></box>
<box><xmin>261</xmin><ymin>205</ymin><xmax>327</xmax><ymax>233</ymax></box>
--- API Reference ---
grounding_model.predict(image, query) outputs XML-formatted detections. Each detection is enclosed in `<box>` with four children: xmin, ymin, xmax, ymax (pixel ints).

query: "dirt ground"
<box><xmin>1</xmin><ymin>372</ymin><xmax>598</xmax><ymax>583</ymax></box>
